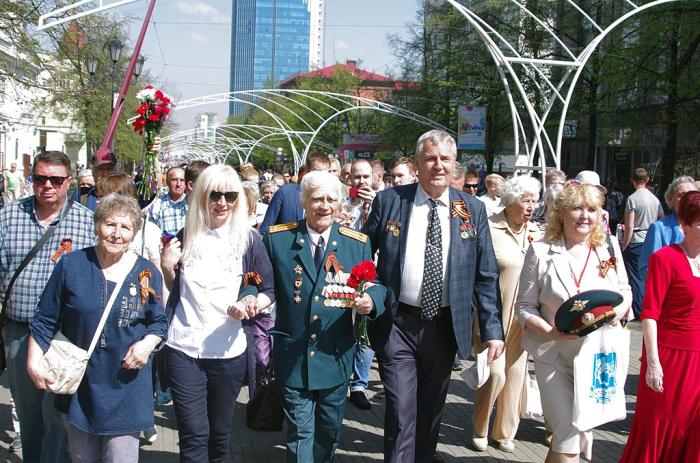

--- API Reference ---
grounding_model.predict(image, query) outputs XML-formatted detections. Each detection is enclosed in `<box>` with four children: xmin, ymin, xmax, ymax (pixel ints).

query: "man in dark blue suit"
<box><xmin>363</xmin><ymin>130</ymin><xmax>505</xmax><ymax>463</ymax></box>
<box><xmin>260</xmin><ymin>152</ymin><xmax>331</xmax><ymax>235</ymax></box>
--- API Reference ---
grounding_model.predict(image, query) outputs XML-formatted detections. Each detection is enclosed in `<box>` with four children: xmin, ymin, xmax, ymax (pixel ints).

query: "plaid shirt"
<box><xmin>0</xmin><ymin>197</ymin><xmax>96</xmax><ymax>322</ymax></box>
<box><xmin>146</xmin><ymin>194</ymin><xmax>188</xmax><ymax>235</ymax></box>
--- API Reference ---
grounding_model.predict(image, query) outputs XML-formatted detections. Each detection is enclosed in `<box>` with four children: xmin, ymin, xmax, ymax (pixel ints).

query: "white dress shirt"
<box><xmin>307</xmin><ymin>226</ymin><xmax>332</xmax><ymax>258</ymax></box>
<box><xmin>166</xmin><ymin>226</ymin><xmax>245</xmax><ymax>359</ymax></box>
<box><xmin>400</xmin><ymin>185</ymin><xmax>451</xmax><ymax>307</ymax></box>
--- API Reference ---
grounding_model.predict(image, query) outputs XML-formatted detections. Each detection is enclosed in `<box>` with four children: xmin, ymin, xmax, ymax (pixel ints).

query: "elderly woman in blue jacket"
<box><xmin>27</xmin><ymin>193</ymin><xmax>168</xmax><ymax>462</ymax></box>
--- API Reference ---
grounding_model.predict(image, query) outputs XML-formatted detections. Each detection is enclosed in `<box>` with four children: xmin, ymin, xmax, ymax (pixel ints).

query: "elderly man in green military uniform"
<box><xmin>264</xmin><ymin>170</ymin><xmax>386</xmax><ymax>463</ymax></box>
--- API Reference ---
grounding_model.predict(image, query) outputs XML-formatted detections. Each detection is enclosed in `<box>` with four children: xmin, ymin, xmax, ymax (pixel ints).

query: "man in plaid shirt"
<box><xmin>145</xmin><ymin>165</ymin><xmax>188</xmax><ymax>235</ymax></box>
<box><xmin>0</xmin><ymin>151</ymin><xmax>95</xmax><ymax>463</ymax></box>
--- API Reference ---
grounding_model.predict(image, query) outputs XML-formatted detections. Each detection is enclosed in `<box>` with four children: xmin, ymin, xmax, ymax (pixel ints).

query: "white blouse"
<box><xmin>166</xmin><ymin>226</ymin><xmax>245</xmax><ymax>359</ymax></box>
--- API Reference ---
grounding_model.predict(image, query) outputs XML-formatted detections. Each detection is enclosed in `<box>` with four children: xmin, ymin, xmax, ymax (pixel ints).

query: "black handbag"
<box><xmin>246</xmin><ymin>367</ymin><xmax>284</xmax><ymax>431</ymax></box>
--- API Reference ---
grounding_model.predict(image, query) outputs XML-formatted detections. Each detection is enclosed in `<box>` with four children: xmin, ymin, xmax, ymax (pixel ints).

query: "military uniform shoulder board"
<box><xmin>338</xmin><ymin>226</ymin><xmax>368</xmax><ymax>243</ymax></box>
<box><xmin>268</xmin><ymin>222</ymin><xmax>299</xmax><ymax>234</ymax></box>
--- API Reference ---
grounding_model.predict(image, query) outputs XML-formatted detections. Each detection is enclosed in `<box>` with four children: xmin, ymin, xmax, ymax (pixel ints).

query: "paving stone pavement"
<box><xmin>0</xmin><ymin>323</ymin><xmax>641</xmax><ymax>462</ymax></box>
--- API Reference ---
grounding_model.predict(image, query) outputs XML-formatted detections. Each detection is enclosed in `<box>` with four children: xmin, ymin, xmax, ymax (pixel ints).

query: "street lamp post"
<box><xmin>84</xmin><ymin>55</ymin><xmax>99</xmax><ymax>161</ymax></box>
<box><xmin>133</xmin><ymin>55</ymin><xmax>145</xmax><ymax>80</ymax></box>
<box><xmin>106</xmin><ymin>38</ymin><xmax>123</xmax><ymax>160</ymax></box>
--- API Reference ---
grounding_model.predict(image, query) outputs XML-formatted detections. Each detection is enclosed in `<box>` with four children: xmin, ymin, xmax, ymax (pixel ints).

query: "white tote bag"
<box><xmin>572</xmin><ymin>324</ymin><xmax>630</xmax><ymax>431</ymax></box>
<box><xmin>520</xmin><ymin>357</ymin><xmax>543</xmax><ymax>419</ymax></box>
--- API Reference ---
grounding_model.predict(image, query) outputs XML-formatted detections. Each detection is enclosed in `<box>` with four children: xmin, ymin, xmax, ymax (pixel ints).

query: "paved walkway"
<box><xmin>0</xmin><ymin>323</ymin><xmax>641</xmax><ymax>462</ymax></box>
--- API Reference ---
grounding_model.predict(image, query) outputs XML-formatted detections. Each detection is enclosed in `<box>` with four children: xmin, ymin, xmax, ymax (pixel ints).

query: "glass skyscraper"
<box><xmin>229</xmin><ymin>0</ymin><xmax>324</xmax><ymax>117</ymax></box>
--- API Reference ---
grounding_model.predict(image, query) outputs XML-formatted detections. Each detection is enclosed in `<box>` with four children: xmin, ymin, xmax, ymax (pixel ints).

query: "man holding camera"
<box><xmin>338</xmin><ymin>159</ymin><xmax>378</xmax><ymax>410</ymax></box>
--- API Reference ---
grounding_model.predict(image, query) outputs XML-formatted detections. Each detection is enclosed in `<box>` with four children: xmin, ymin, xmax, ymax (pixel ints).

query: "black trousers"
<box><xmin>166</xmin><ymin>346</ymin><xmax>246</xmax><ymax>463</ymax></box>
<box><xmin>378</xmin><ymin>304</ymin><xmax>458</xmax><ymax>463</ymax></box>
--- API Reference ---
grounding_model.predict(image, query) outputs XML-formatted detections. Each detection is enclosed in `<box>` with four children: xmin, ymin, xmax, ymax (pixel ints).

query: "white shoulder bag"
<box><xmin>41</xmin><ymin>278</ymin><xmax>125</xmax><ymax>395</ymax></box>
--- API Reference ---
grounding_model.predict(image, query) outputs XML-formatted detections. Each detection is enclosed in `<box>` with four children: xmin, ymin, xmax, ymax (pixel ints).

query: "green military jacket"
<box><xmin>264</xmin><ymin>221</ymin><xmax>386</xmax><ymax>390</ymax></box>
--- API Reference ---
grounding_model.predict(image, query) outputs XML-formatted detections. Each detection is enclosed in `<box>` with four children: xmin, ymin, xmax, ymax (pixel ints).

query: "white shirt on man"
<box><xmin>399</xmin><ymin>185</ymin><xmax>451</xmax><ymax>308</ymax></box>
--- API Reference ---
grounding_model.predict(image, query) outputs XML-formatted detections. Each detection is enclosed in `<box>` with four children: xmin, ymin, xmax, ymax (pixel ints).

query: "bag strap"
<box><xmin>86</xmin><ymin>271</ymin><xmax>127</xmax><ymax>357</ymax></box>
<box><xmin>2</xmin><ymin>200</ymin><xmax>74</xmax><ymax>316</ymax></box>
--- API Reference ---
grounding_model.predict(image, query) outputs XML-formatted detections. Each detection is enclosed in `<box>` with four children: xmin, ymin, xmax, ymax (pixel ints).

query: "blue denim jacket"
<box><xmin>30</xmin><ymin>247</ymin><xmax>168</xmax><ymax>435</ymax></box>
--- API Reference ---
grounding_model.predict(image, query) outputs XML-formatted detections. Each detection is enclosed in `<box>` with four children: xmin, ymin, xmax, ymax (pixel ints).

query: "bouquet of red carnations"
<box><xmin>132</xmin><ymin>85</ymin><xmax>173</xmax><ymax>200</ymax></box>
<box><xmin>347</xmin><ymin>261</ymin><xmax>377</xmax><ymax>348</ymax></box>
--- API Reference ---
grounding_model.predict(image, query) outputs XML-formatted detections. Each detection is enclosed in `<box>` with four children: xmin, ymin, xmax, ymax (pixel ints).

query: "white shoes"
<box><xmin>471</xmin><ymin>435</ymin><xmax>488</xmax><ymax>451</ymax></box>
<box><xmin>499</xmin><ymin>440</ymin><xmax>515</xmax><ymax>453</ymax></box>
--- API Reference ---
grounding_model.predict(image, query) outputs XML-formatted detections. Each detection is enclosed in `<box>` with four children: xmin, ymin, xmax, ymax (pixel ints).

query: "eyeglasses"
<box><xmin>209</xmin><ymin>191</ymin><xmax>238</xmax><ymax>203</ymax></box>
<box><xmin>34</xmin><ymin>175</ymin><xmax>68</xmax><ymax>187</ymax></box>
<box><xmin>463</xmin><ymin>183</ymin><xmax>478</xmax><ymax>190</ymax></box>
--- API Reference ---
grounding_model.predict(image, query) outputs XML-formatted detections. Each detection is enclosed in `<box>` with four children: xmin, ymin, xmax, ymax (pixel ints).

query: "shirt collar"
<box><xmin>415</xmin><ymin>184</ymin><xmax>450</xmax><ymax>207</ymax></box>
<box><xmin>307</xmin><ymin>224</ymin><xmax>332</xmax><ymax>247</ymax></box>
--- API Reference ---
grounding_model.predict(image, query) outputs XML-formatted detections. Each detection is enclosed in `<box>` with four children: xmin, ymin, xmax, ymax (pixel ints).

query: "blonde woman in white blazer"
<box><xmin>515</xmin><ymin>183</ymin><xmax>632</xmax><ymax>463</ymax></box>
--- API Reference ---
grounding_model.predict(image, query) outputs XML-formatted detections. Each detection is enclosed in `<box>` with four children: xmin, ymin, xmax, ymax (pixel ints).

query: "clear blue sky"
<box><xmin>113</xmin><ymin>0</ymin><xmax>420</xmax><ymax>129</ymax></box>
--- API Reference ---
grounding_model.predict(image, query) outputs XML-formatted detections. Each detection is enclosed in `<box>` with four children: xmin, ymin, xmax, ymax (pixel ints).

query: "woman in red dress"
<box><xmin>620</xmin><ymin>190</ymin><xmax>700</xmax><ymax>462</ymax></box>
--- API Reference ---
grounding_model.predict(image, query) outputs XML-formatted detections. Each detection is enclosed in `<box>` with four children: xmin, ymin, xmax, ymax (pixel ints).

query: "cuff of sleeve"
<box><xmin>239</xmin><ymin>286</ymin><xmax>259</xmax><ymax>300</ymax></box>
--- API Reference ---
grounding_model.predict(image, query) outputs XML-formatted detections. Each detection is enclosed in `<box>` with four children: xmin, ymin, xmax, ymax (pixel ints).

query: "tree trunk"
<box><xmin>661</xmin><ymin>8</ymin><xmax>680</xmax><ymax>193</ymax></box>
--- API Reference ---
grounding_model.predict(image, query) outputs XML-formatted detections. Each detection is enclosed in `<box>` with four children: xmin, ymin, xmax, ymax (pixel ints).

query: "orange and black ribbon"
<box><xmin>451</xmin><ymin>200</ymin><xmax>472</xmax><ymax>221</ymax></box>
<box><xmin>138</xmin><ymin>269</ymin><xmax>158</xmax><ymax>304</ymax></box>
<box><xmin>324</xmin><ymin>252</ymin><xmax>345</xmax><ymax>273</ymax></box>
<box><xmin>243</xmin><ymin>271</ymin><xmax>263</xmax><ymax>286</ymax></box>
<box><xmin>600</xmin><ymin>257</ymin><xmax>617</xmax><ymax>277</ymax></box>
<box><xmin>50</xmin><ymin>239</ymin><xmax>73</xmax><ymax>262</ymax></box>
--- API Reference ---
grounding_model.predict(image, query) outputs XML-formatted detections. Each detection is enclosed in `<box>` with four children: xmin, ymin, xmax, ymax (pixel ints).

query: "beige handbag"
<box><xmin>41</xmin><ymin>278</ymin><xmax>125</xmax><ymax>395</ymax></box>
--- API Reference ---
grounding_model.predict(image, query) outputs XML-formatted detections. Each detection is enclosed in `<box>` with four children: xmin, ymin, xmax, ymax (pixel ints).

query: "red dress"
<box><xmin>620</xmin><ymin>244</ymin><xmax>700</xmax><ymax>462</ymax></box>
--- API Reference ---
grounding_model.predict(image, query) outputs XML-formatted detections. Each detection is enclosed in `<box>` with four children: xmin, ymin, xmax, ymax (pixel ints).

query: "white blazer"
<box><xmin>515</xmin><ymin>237</ymin><xmax>632</xmax><ymax>364</ymax></box>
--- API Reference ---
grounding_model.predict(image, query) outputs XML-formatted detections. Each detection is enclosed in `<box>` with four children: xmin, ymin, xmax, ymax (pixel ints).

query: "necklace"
<box><xmin>569</xmin><ymin>245</ymin><xmax>593</xmax><ymax>294</ymax></box>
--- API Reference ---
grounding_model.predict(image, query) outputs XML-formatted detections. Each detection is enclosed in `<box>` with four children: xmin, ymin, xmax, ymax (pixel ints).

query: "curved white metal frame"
<box><xmin>164</xmin><ymin>89</ymin><xmax>454</xmax><ymax>170</ymax></box>
<box><xmin>446</xmin><ymin>0</ymin><xmax>683</xmax><ymax>176</ymax></box>
<box><xmin>161</xmin><ymin>124</ymin><xmax>336</xmax><ymax>166</ymax></box>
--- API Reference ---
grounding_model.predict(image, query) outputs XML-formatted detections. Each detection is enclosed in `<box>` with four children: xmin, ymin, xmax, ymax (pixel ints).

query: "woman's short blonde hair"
<box><xmin>544</xmin><ymin>183</ymin><xmax>606</xmax><ymax>247</ymax></box>
<box><xmin>94</xmin><ymin>193</ymin><xmax>143</xmax><ymax>236</ymax></box>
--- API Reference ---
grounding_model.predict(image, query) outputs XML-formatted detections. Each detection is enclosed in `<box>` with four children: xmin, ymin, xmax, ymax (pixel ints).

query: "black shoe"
<box><xmin>349</xmin><ymin>390</ymin><xmax>371</xmax><ymax>410</ymax></box>
<box><xmin>9</xmin><ymin>436</ymin><xmax>21</xmax><ymax>453</ymax></box>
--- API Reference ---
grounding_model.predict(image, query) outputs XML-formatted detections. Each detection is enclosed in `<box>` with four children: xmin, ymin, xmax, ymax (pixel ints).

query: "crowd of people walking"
<box><xmin>0</xmin><ymin>129</ymin><xmax>698</xmax><ymax>463</ymax></box>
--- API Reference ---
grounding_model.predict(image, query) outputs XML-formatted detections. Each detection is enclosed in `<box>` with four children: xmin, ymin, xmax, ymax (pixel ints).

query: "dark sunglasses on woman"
<box><xmin>209</xmin><ymin>191</ymin><xmax>239</xmax><ymax>203</ymax></box>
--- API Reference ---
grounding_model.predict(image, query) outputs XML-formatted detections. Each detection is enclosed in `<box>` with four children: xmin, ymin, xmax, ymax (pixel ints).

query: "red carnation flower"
<box><xmin>136</xmin><ymin>103</ymin><xmax>150</xmax><ymax>115</ymax></box>
<box><xmin>160</xmin><ymin>96</ymin><xmax>171</xmax><ymax>105</ymax></box>
<box><xmin>155</xmin><ymin>90</ymin><xmax>164</xmax><ymax>100</ymax></box>
<box><xmin>350</xmin><ymin>261</ymin><xmax>377</xmax><ymax>283</ymax></box>
<box><xmin>147</xmin><ymin>114</ymin><xmax>160</xmax><ymax>121</ymax></box>
<box><xmin>145</xmin><ymin>85</ymin><xmax>153</xmax><ymax>89</ymax></box>
<box><xmin>153</xmin><ymin>105</ymin><xmax>163</xmax><ymax>114</ymax></box>
<box><xmin>161</xmin><ymin>106</ymin><xmax>171</xmax><ymax>115</ymax></box>
<box><xmin>347</xmin><ymin>275</ymin><xmax>359</xmax><ymax>290</ymax></box>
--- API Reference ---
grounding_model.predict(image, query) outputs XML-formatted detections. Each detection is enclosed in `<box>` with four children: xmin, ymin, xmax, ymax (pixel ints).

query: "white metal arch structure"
<box><xmin>37</xmin><ymin>0</ymin><xmax>140</xmax><ymax>30</ymax></box>
<box><xmin>445</xmin><ymin>0</ymin><xmax>685</xmax><ymax>174</ymax></box>
<box><xmin>160</xmin><ymin>124</ymin><xmax>337</xmax><ymax>166</ymax></box>
<box><xmin>173</xmin><ymin>90</ymin><xmax>454</xmax><ymax>170</ymax></box>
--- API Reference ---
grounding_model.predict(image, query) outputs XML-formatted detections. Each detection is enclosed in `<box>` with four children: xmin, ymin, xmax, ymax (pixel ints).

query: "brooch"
<box><xmin>138</xmin><ymin>269</ymin><xmax>160</xmax><ymax>304</ymax></box>
<box><xmin>451</xmin><ymin>200</ymin><xmax>472</xmax><ymax>221</ymax></box>
<box><xmin>600</xmin><ymin>257</ymin><xmax>617</xmax><ymax>277</ymax></box>
<box><xmin>243</xmin><ymin>271</ymin><xmax>263</xmax><ymax>286</ymax></box>
<box><xmin>50</xmin><ymin>238</ymin><xmax>73</xmax><ymax>263</ymax></box>
<box><xmin>324</xmin><ymin>253</ymin><xmax>345</xmax><ymax>273</ymax></box>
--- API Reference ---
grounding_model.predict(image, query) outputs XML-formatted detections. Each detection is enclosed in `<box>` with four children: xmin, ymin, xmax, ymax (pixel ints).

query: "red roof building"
<box><xmin>279</xmin><ymin>59</ymin><xmax>418</xmax><ymax>101</ymax></box>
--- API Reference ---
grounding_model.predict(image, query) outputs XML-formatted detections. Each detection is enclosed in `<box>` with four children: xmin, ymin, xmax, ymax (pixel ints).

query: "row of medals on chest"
<box><xmin>293</xmin><ymin>253</ymin><xmax>356</xmax><ymax>307</ymax></box>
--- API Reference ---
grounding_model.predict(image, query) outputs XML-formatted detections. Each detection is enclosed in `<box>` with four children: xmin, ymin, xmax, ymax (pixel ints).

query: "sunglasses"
<box><xmin>463</xmin><ymin>183</ymin><xmax>479</xmax><ymax>190</ymax></box>
<box><xmin>34</xmin><ymin>175</ymin><xmax>68</xmax><ymax>187</ymax></box>
<box><xmin>209</xmin><ymin>191</ymin><xmax>239</xmax><ymax>203</ymax></box>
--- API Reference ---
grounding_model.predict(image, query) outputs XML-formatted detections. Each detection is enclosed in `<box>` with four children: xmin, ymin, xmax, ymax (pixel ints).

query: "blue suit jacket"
<box><xmin>260</xmin><ymin>184</ymin><xmax>304</xmax><ymax>235</ymax></box>
<box><xmin>362</xmin><ymin>183</ymin><xmax>504</xmax><ymax>356</ymax></box>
